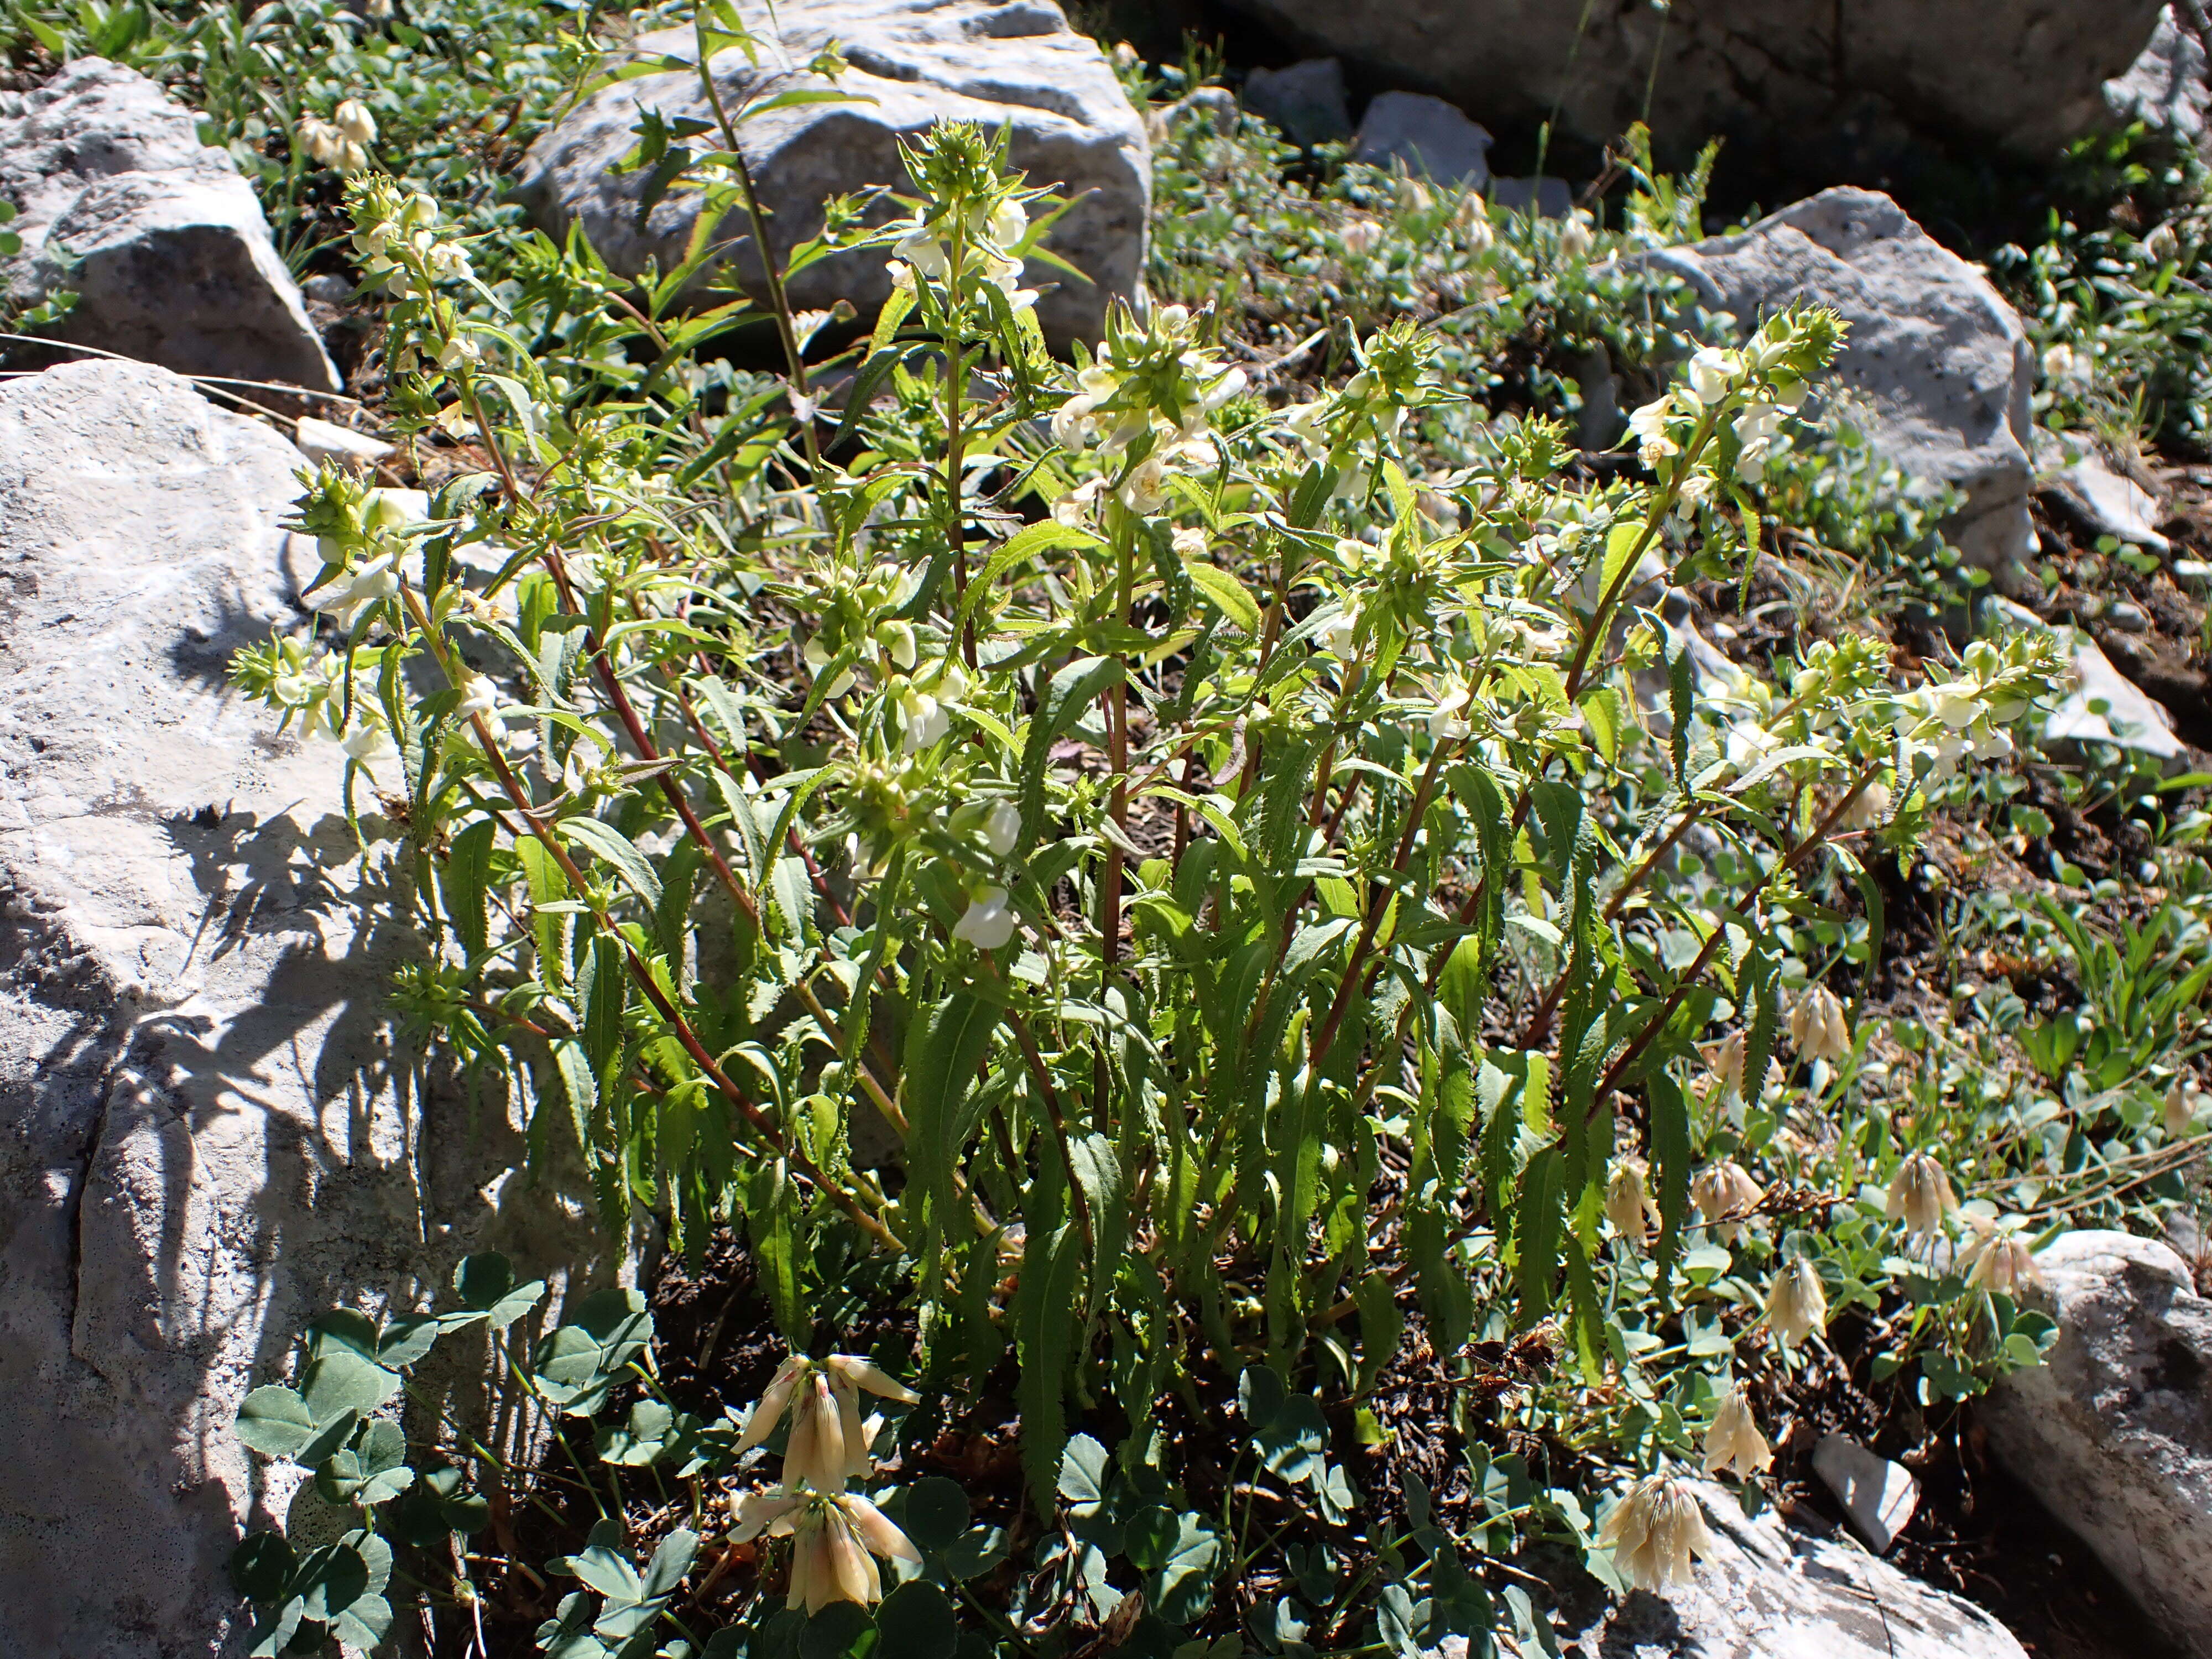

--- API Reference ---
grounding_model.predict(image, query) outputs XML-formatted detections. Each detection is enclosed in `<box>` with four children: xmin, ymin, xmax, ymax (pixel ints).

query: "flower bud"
<box><xmin>1605</xmin><ymin>1159</ymin><xmax>1653</xmax><ymax>1249</ymax></box>
<box><xmin>1702</xmin><ymin>1386</ymin><xmax>1773</xmax><ymax>1480</ymax></box>
<box><xmin>1787</xmin><ymin>983</ymin><xmax>1850</xmax><ymax>1065</ymax></box>
<box><xmin>333</xmin><ymin>99</ymin><xmax>377</xmax><ymax>147</ymax></box>
<box><xmin>1691</xmin><ymin>1160</ymin><xmax>1762</xmax><ymax>1243</ymax></box>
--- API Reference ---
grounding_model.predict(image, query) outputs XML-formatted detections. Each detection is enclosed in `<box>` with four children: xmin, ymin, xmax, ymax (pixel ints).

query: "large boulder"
<box><xmin>2107</xmin><ymin>6</ymin><xmax>2210</xmax><ymax>144</ymax></box>
<box><xmin>515</xmin><ymin>0</ymin><xmax>1149</xmax><ymax>352</ymax></box>
<box><xmin>1218</xmin><ymin>0</ymin><xmax>2166</xmax><ymax>168</ymax></box>
<box><xmin>0</xmin><ymin>60</ymin><xmax>338</xmax><ymax>393</ymax></box>
<box><xmin>1513</xmin><ymin>1479</ymin><xmax>2028</xmax><ymax>1658</ymax></box>
<box><xmin>1641</xmin><ymin>187</ymin><xmax>2037</xmax><ymax>575</ymax></box>
<box><xmin>0</xmin><ymin>359</ymin><xmax>607</xmax><ymax>1656</ymax></box>
<box><xmin>1981</xmin><ymin>1230</ymin><xmax>2212</xmax><ymax>1659</ymax></box>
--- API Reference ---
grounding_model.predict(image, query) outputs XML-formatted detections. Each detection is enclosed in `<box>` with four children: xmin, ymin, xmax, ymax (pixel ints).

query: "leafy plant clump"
<box><xmin>117</xmin><ymin>11</ymin><xmax>2207</xmax><ymax>1658</ymax></box>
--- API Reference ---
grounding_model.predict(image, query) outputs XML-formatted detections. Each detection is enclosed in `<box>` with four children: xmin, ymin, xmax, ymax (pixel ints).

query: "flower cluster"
<box><xmin>1892</xmin><ymin>634</ymin><xmax>2064</xmax><ymax>780</ymax></box>
<box><xmin>299</xmin><ymin>99</ymin><xmax>375</xmax><ymax>175</ymax></box>
<box><xmin>725</xmin><ymin>1353</ymin><xmax>923</xmax><ymax>1613</ymax></box>
<box><xmin>346</xmin><ymin>177</ymin><xmax>474</xmax><ymax>303</ymax></box>
<box><xmin>1052</xmin><ymin>301</ymin><xmax>1244</xmax><ymax>516</ymax></box>
<box><xmin>1625</xmin><ymin>314</ymin><xmax>1834</xmax><ymax>482</ymax></box>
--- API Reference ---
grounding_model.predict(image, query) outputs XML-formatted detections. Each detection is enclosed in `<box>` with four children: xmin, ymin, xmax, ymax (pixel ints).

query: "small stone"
<box><xmin>2052</xmin><ymin>456</ymin><xmax>2170</xmax><ymax>554</ymax></box>
<box><xmin>299</xmin><ymin>273</ymin><xmax>354</xmax><ymax>305</ymax></box>
<box><xmin>1243</xmin><ymin>58</ymin><xmax>1350</xmax><ymax>147</ymax></box>
<box><xmin>2107</xmin><ymin>600</ymin><xmax>2151</xmax><ymax>632</ymax></box>
<box><xmin>1353</xmin><ymin>91</ymin><xmax>1491</xmax><ymax>187</ymax></box>
<box><xmin>1813</xmin><ymin>1434</ymin><xmax>1919</xmax><ymax>1553</ymax></box>
<box><xmin>293</xmin><ymin>415</ymin><xmax>394</xmax><ymax>471</ymax></box>
<box><xmin>2047</xmin><ymin>635</ymin><xmax>2183</xmax><ymax>758</ymax></box>
<box><xmin>2172</xmin><ymin>557</ymin><xmax>2211</xmax><ymax>590</ymax></box>
<box><xmin>1151</xmin><ymin>86</ymin><xmax>1238</xmax><ymax>140</ymax></box>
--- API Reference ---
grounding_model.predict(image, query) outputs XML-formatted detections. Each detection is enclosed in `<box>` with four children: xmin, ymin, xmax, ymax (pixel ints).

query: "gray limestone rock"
<box><xmin>1642</xmin><ymin>188</ymin><xmax>2037</xmax><ymax>575</ymax></box>
<box><xmin>1811</xmin><ymin>1434</ymin><xmax>1919</xmax><ymax>1553</ymax></box>
<box><xmin>2107</xmin><ymin>6</ymin><xmax>2210</xmax><ymax>143</ymax></box>
<box><xmin>0</xmin><ymin>59</ymin><xmax>338</xmax><ymax>392</ymax></box>
<box><xmin>2048</xmin><ymin>635</ymin><xmax>2185</xmax><ymax>757</ymax></box>
<box><xmin>1468</xmin><ymin>1480</ymin><xmax>2029</xmax><ymax>1658</ymax></box>
<box><xmin>514</xmin><ymin>0</ymin><xmax>1149</xmax><ymax>353</ymax></box>
<box><xmin>1218</xmin><ymin>0</ymin><xmax>2165</xmax><ymax>167</ymax></box>
<box><xmin>1983</xmin><ymin>1230</ymin><xmax>2212</xmax><ymax>1659</ymax></box>
<box><xmin>1352</xmin><ymin>90</ymin><xmax>1491</xmax><ymax>188</ymax></box>
<box><xmin>0</xmin><ymin>359</ymin><xmax>609</xmax><ymax>1656</ymax></box>
<box><xmin>1243</xmin><ymin>58</ymin><xmax>1350</xmax><ymax>148</ymax></box>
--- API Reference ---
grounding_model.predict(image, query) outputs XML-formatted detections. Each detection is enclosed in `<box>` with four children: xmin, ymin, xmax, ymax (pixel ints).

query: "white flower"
<box><xmin>984</xmin><ymin>197</ymin><xmax>1027</xmax><ymax>251</ymax></box>
<box><xmin>337</xmin><ymin>721</ymin><xmax>397</xmax><ymax>767</ymax></box>
<box><xmin>1626</xmin><ymin>398</ymin><xmax>1679</xmax><ymax>468</ymax></box>
<box><xmin>953</xmin><ymin>887</ymin><xmax>1017</xmax><ymax>950</ymax></box>
<box><xmin>311</xmin><ymin>552</ymin><xmax>400</xmax><ymax>632</ymax></box>
<box><xmin>1691</xmin><ymin>1160</ymin><xmax>1763</xmax><ymax>1243</ymax></box>
<box><xmin>1702</xmin><ymin>1386</ymin><xmax>1773</xmax><ymax>1480</ymax></box>
<box><xmin>1428</xmin><ymin>680</ymin><xmax>1472</xmax><ymax>742</ymax></box>
<box><xmin>893</xmin><ymin>228</ymin><xmax>950</xmax><ymax>279</ymax></box>
<box><xmin>1787</xmin><ymin>983</ymin><xmax>1851</xmax><ymax>1065</ymax></box>
<box><xmin>1052</xmin><ymin>394</ymin><xmax>1101</xmax><ymax>448</ymax></box>
<box><xmin>1052</xmin><ymin>477</ymin><xmax>1105</xmax><ymax>526</ymax></box>
<box><xmin>1171</xmin><ymin>525</ymin><xmax>1210</xmax><ymax>560</ymax></box>
<box><xmin>983</xmin><ymin>801</ymin><xmax>1021</xmax><ymax>858</ymax></box>
<box><xmin>1598</xmin><ymin>1472</ymin><xmax>1713</xmax><ymax>1592</ymax></box>
<box><xmin>1837</xmin><ymin>778</ymin><xmax>1892</xmax><ymax>831</ymax></box>
<box><xmin>333</xmin><ymin>98</ymin><xmax>377</xmax><ymax>147</ymax></box>
<box><xmin>801</xmin><ymin>635</ymin><xmax>855</xmax><ymax>700</ymax></box>
<box><xmin>1339</xmin><ymin>216</ymin><xmax>1382</xmax><ymax>255</ymax></box>
<box><xmin>1885</xmin><ymin>1152</ymin><xmax>1957</xmax><ymax>1237</ymax></box>
<box><xmin>1316</xmin><ymin>613</ymin><xmax>1358</xmax><ymax>659</ymax></box>
<box><xmin>1766</xmin><ymin>1256</ymin><xmax>1828</xmax><ymax>1346</ymax></box>
<box><xmin>437</xmin><ymin>333</ymin><xmax>480</xmax><ymax>371</ymax></box>
<box><xmin>453</xmin><ymin>674</ymin><xmax>501</xmax><ymax>722</ymax></box>
<box><xmin>877</xmin><ymin>620</ymin><xmax>917</xmax><ymax>671</ymax></box>
<box><xmin>1686</xmin><ymin>347</ymin><xmax>1741</xmax><ymax>408</ymax></box>
<box><xmin>1118</xmin><ymin>453</ymin><xmax>1169</xmax><ymax>515</ymax></box>
<box><xmin>1605</xmin><ymin>1159</ymin><xmax>1653</xmax><ymax>1249</ymax></box>
<box><xmin>1705</xmin><ymin>1031</ymin><xmax>1747</xmax><ymax>1101</ymax></box>
<box><xmin>1558</xmin><ymin>212</ymin><xmax>1595</xmax><ymax>262</ymax></box>
<box><xmin>2042</xmin><ymin>341</ymin><xmax>2090</xmax><ymax>390</ymax></box>
<box><xmin>2166</xmin><ymin>1076</ymin><xmax>2204</xmax><ymax>1136</ymax></box>
<box><xmin>898</xmin><ymin>687</ymin><xmax>949</xmax><ymax>753</ymax></box>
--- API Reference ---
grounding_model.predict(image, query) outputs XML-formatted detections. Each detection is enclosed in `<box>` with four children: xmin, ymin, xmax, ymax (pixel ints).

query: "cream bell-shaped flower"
<box><xmin>1788</xmin><ymin>982</ymin><xmax>1851</xmax><ymax>1065</ymax></box>
<box><xmin>1706</xmin><ymin>1031</ymin><xmax>1747</xmax><ymax>1100</ymax></box>
<box><xmin>333</xmin><ymin>98</ymin><xmax>377</xmax><ymax>147</ymax></box>
<box><xmin>2166</xmin><ymin>1075</ymin><xmax>2204</xmax><ymax>1136</ymax></box>
<box><xmin>1961</xmin><ymin>1215</ymin><xmax>2041</xmax><ymax>1297</ymax></box>
<box><xmin>1598</xmin><ymin>1472</ymin><xmax>1713</xmax><ymax>1592</ymax></box>
<box><xmin>1885</xmin><ymin>1152</ymin><xmax>1957</xmax><ymax>1237</ymax></box>
<box><xmin>1691</xmin><ymin>1160</ymin><xmax>1762</xmax><ymax>1243</ymax></box>
<box><xmin>1766</xmin><ymin>1256</ymin><xmax>1828</xmax><ymax>1347</ymax></box>
<box><xmin>1702</xmin><ymin>1386</ymin><xmax>1773</xmax><ymax>1480</ymax></box>
<box><xmin>1605</xmin><ymin>1159</ymin><xmax>1655</xmax><ymax>1249</ymax></box>
<box><xmin>731</xmin><ymin>1491</ymin><xmax>920</xmax><ymax>1615</ymax></box>
<box><xmin>954</xmin><ymin>887</ymin><xmax>1017</xmax><ymax>950</ymax></box>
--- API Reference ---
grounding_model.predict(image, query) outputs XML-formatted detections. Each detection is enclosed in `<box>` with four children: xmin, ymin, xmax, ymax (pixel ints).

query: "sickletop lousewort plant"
<box><xmin>228</xmin><ymin>106</ymin><xmax>2074</xmax><ymax>1640</ymax></box>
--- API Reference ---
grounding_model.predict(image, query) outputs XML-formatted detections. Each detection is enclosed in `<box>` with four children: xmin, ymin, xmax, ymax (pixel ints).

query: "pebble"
<box><xmin>2107</xmin><ymin>600</ymin><xmax>2150</xmax><ymax>632</ymax></box>
<box><xmin>2173</xmin><ymin>557</ymin><xmax>2212</xmax><ymax>591</ymax></box>
<box><xmin>1813</xmin><ymin>1434</ymin><xmax>1920</xmax><ymax>1553</ymax></box>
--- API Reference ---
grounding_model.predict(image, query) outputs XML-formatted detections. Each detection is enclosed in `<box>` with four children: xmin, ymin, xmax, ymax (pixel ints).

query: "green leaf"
<box><xmin>1515</xmin><ymin>1145</ymin><xmax>1563</xmax><ymax>1324</ymax></box>
<box><xmin>301</xmin><ymin>1351</ymin><xmax>400</xmax><ymax>1423</ymax></box>
<box><xmin>1647</xmin><ymin>1068</ymin><xmax>1692</xmax><ymax>1295</ymax></box>
<box><xmin>235</xmin><ymin>1386</ymin><xmax>316</xmax><ymax>1458</ymax></box>
<box><xmin>580</xmin><ymin>932</ymin><xmax>628</xmax><ymax>1081</ymax></box>
<box><xmin>563</xmin><ymin>817</ymin><xmax>664</xmax><ymax>911</ymax></box>
<box><xmin>1182</xmin><ymin>557</ymin><xmax>1262</xmax><ymax>635</ymax></box>
<box><xmin>903</xmin><ymin>989</ymin><xmax>1004</xmax><ymax>1227</ymax></box>
<box><xmin>875</xmin><ymin>1580</ymin><xmax>960</xmax><ymax>1659</ymax></box>
<box><xmin>1015</xmin><ymin>1220</ymin><xmax>1086</xmax><ymax>1507</ymax></box>
<box><xmin>1019</xmin><ymin>655</ymin><xmax>1124</xmax><ymax>844</ymax></box>
<box><xmin>442</xmin><ymin>818</ymin><xmax>494</xmax><ymax>959</ymax></box>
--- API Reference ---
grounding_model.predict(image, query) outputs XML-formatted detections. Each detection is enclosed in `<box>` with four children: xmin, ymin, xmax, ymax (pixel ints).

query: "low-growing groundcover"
<box><xmin>6</xmin><ymin>7</ymin><xmax>2210</xmax><ymax>1658</ymax></box>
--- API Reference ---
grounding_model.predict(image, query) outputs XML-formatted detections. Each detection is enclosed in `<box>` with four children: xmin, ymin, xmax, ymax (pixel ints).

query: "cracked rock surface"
<box><xmin>515</xmin><ymin>0</ymin><xmax>1149</xmax><ymax>352</ymax></box>
<box><xmin>0</xmin><ymin>59</ymin><xmax>337</xmax><ymax>392</ymax></box>
<box><xmin>0</xmin><ymin>360</ymin><xmax>604</xmax><ymax>1656</ymax></box>
<box><xmin>1982</xmin><ymin>1230</ymin><xmax>2212</xmax><ymax>1659</ymax></box>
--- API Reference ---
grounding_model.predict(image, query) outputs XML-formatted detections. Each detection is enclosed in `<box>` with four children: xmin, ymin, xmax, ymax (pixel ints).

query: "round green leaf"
<box><xmin>235</xmin><ymin>1386</ymin><xmax>316</xmax><ymax>1458</ymax></box>
<box><xmin>901</xmin><ymin>1477</ymin><xmax>971</xmax><ymax>1552</ymax></box>
<box><xmin>229</xmin><ymin>1532</ymin><xmax>295</xmax><ymax>1603</ymax></box>
<box><xmin>874</xmin><ymin>1580</ymin><xmax>958</xmax><ymax>1659</ymax></box>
